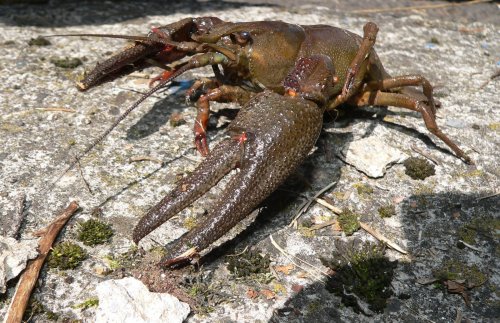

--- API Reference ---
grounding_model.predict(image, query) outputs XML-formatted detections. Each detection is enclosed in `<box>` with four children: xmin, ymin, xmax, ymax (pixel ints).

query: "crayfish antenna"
<box><xmin>50</xmin><ymin>65</ymin><xmax>189</xmax><ymax>187</ymax></box>
<box><xmin>45</xmin><ymin>33</ymin><xmax>182</xmax><ymax>48</ymax></box>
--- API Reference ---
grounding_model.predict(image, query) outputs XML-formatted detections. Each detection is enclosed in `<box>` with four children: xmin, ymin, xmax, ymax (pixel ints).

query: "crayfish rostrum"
<box><xmin>55</xmin><ymin>18</ymin><xmax>472</xmax><ymax>266</ymax></box>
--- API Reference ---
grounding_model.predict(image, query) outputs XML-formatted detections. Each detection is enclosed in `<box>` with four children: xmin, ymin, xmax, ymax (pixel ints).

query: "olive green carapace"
<box><xmin>378</xmin><ymin>204</ymin><xmax>396</xmax><ymax>218</ymax></box>
<box><xmin>194</xmin><ymin>20</ymin><xmax>381</xmax><ymax>97</ymax></box>
<box><xmin>50</xmin><ymin>57</ymin><xmax>82</xmax><ymax>69</ymax></box>
<box><xmin>433</xmin><ymin>259</ymin><xmax>487</xmax><ymax>288</ymax></box>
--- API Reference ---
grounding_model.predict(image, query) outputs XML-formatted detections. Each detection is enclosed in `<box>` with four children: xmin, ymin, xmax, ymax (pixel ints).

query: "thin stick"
<box><xmin>479</xmin><ymin>69</ymin><xmax>500</xmax><ymax>89</ymax></box>
<box><xmin>129</xmin><ymin>156</ymin><xmax>164</xmax><ymax>164</ymax></box>
<box><xmin>458</xmin><ymin>240</ymin><xmax>481</xmax><ymax>252</ymax></box>
<box><xmin>35</xmin><ymin>107</ymin><xmax>76</xmax><ymax>113</ymax></box>
<box><xmin>315</xmin><ymin>198</ymin><xmax>342</xmax><ymax>214</ymax></box>
<box><xmin>411</xmin><ymin>144</ymin><xmax>441</xmax><ymax>165</ymax></box>
<box><xmin>476</xmin><ymin>191</ymin><xmax>499</xmax><ymax>201</ymax></box>
<box><xmin>349</xmin><ymin>0</ymin><xmax>490</xmax><ymax>14</ymax></box>
<box><xmin>289</xmin><ymin>181</ymin><xmax>337</xmax><ymax>228</ymax></box>
<box><xmin>77</xmin><ymin>159</ymin><xmax>93</xmax><ymax>195</ymax></box>
<box><xmin>269</xmin><ymin>235</ymin><xmax>330</xmax><ymax>280</ymax></box>
<box><xmin>5</xmin><ymin>201</ymin><xmax>79</xmax><ymax>323</ymax></box>
<box><xmin>359</xmin><ymin>221</ymin><xmax>408</xmax><ymax>254</ymax></box>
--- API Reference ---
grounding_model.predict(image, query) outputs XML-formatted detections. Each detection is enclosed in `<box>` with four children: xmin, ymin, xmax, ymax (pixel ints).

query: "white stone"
<box><xmin>95</xmin><ymin>277</ymin><xmax>190</xmax><ymax>323</ymax></box>
<box><xmin>0</xmin><ymin>237</ymin><xmax>39</xmax><ymax>293</ymax></box>
<box><xmin>337</xmin><ymin>136</ymin><xmax>407</xmax><ymax>178</ymax></box>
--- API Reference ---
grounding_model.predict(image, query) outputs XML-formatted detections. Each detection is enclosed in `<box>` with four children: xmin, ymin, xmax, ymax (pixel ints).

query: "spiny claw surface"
<box><xmin>133</xmin><ymin>55</ymin><xmax>336</xmax><ymax>267</ymax></box>
<box><xmin>133</xmin><ymin>91</ymin><xmax>323</xmax><ymax>265</ymax></box>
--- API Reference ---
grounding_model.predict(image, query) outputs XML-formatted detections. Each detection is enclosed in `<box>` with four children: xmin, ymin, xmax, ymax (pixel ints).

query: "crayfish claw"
<box><xmin>194</xmin><ymin>134</ymin><xmax>210</xmax><ymax>157</ymax></box>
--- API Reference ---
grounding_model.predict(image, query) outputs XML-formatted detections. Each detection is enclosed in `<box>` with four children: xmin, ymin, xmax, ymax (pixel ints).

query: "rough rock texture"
<box><xmin>0</xmin><ymin>237</ymin><xmax>38</xmax><ymax>293</ymax></box>
<box><xmin>336</xmin><ymin>136</ymin><xmax>408</xmax><ymax>178</ymax></box>
<box><xmin>95</xmin><ymin>277</ymin><xmax>190</xmax><ymax>323</ymax></box>
<box><xmin>0</xmin><ymin>1</ymin><xmax>499</xmax><ymax>322</ymax></box>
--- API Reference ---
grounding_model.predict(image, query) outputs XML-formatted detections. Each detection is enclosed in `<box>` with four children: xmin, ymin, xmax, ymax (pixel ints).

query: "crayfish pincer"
<box><xmin>133</xmin><ymin>55</ymin><xmax>336</xmax><ymax>266</ymax></box>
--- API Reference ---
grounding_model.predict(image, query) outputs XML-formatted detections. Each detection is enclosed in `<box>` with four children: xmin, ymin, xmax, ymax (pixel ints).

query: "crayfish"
<box><xmin>55</xmin><ymin>17</ymin><xmax>472</xmax><ymax>266</ymax></box>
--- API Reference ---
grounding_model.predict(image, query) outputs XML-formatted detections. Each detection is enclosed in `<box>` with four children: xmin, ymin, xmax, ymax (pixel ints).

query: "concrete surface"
<box><xmin>0</xmin><ymin>1</ymin><xmax>499</xmax><ymax>322</ymax></box>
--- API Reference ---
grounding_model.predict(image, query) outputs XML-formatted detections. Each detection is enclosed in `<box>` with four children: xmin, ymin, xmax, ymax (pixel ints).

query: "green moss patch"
<box><xmin>50</xmin><ymin>57</ymin><xmax>82</xmax><ymax>69</ymax></box>
<box><xmin>338</xmin><ymin>209</ymin><xmax>360</xmax><ymax>235</ymax></box>
<box><xmin>378</xmin><ymin>204</ymin><xmax>396</xmax><ymax>218</ymax></box>
<box><xmin>322</xmin><ymin>241</ymin><xmax>396</xmax><ymax>313</ymax></box>
<box><xmin>77</xmin><ymin>219</ymin><xmax>113</xmax><ymax>246</ymax></box>
<box><xmin>433</xmin><ymin>259</ymin><xmax>487</xmax><ymax>288</ymax></box>
<box><xmin>28</xmin><ymin>36</ymin><xmax>51</xmax><ymax>46</ymax></box>
<box><xmin>226</xmin><ymin>248</ymin><xmax>271</xmax><ymax>278</ymax></box>
<box><xmin>48</xmin><ymin>242</ymin><xmax>87</xmax><ymax>270</ymax></box>
<box><xmin>404</xmin><ymin>157</ymin><xmax>435</xmax><ymax>180</ymax></box>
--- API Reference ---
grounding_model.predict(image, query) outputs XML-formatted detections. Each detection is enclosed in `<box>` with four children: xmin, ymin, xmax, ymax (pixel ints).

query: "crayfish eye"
<box><xmin>233</xmin><ymin>31</ymin><xmax>251</xmax><ymax>45</ymax></box>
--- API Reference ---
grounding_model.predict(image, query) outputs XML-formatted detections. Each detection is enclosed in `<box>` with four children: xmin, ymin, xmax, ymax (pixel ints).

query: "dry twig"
<box><xmin>359</xmin><ymin>221</ymin><xmax>408</xmax><ymax>254</ymax></box>
<box><xmin>290</xmin><ymin>181</ymin><xmax>337</xmax><ymax>228</ymax></box>
<box><xmin>269</xmin><ymin>235</ymin><xmax>330</xmax><ymax>280</ymax></box>
<box><xmin>5</xmin><ymin>201</ymin><xmax>79</xmax><ymax>323</ymax></box>
<box><xmin>35</xmin><ymin>107</ymin><xmax>76</xmax><ymax>113</ymax></box>
<box><xmin>315</xmin><ymin>198</ymin><xmax>342</xmax><ymax>214</ymax></box>
<box><xmin>479</xmin><ymin>69</ymin><xmax>500</xmax><ymax>89</ymax></box>
<box><xmin>411</xmin><ymin>144</ymin><xmax>441</xmax><ymax>165</ymax></box>
<box><xmin>477</xmin><ymin>191</ymin><xmax>499</xmax><ymax>201</ymax></box>
<box><xmin>129</xmin><ymin>155</ymin><xmax>163</xmax><ymax>164</ymax></box>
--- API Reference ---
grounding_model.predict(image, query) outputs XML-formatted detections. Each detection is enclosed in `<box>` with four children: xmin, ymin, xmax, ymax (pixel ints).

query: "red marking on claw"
<box><xmin>149</xmin><ymin>70</ymin><xmax>175</xmax><ymax>87</ymax></box>
<box><xmin>163</xmin><ymin>44</ymin><xmax>174</xmax><ymax>52</ymax></box>
<box><xmin>233</xmin><ymin>132</ymin><xmax>248</xmax><ymax>145</ymax></box>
